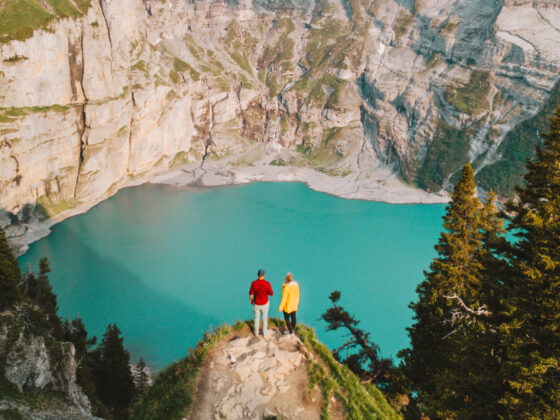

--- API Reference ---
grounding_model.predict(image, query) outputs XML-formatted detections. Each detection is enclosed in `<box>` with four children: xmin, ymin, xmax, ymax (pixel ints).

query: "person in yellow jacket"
<box><xmin>278</xmin><ymin>272</ymin><xmax>300</xmax><ymax>334</ymax></box>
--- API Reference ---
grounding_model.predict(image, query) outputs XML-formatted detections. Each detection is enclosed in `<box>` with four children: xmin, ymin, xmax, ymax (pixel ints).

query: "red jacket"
<box><xmin>249</xmin><ymin>279</ymin><xmax>273</xmax><ymax>305</ymax></box>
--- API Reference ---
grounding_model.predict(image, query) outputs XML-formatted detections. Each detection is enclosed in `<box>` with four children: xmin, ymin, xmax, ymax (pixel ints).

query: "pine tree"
<box><xmin>445</xmin><ymin>190</ymin><xmax>508</xmax><ymax>419</ymax></box>
<box><xmin>23</xmin><ymin>258</ymin><xmax>62</xmax><ymax>336</ymax></box>
<box><xmin>134</xmin><ymin>357</ymin><xmax>149</xmax><ymax>397</ymax></box>
<box><xmin>61</xmin><ymin>317</ymin><xmax>97</xmax><ymax>359</ymax></box>
<box><xmin>0</xmin><ymin>226</ymin><xmax>21</xmax><ymax>310</ymax></box>
<box><xmin>498</xmin><ymin>105</ymin><xmax>560</xmax><ymax>418</ymax></box>
<box><xmin>401</xmin><ymin>163</ymin><xmax>493</xmax><ymax>418</ymax></box>
<box><xmin>93</xmin><ymin>324</ymin><xmax>136</xmax><ymax>418</ymax></box>
<box><xmin>321</xmin><ymin>291</ymin><xmax>395</xmax><ymax>386</ymax></box>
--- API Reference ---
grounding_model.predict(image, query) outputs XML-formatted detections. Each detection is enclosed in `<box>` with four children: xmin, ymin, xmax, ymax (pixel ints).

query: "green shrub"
<box><xmin>445</xmin><ymin>70</ymin><xmax>492</xmax><ymax>115</ymax></box>
<box><xmin>417</xmin><ymin>119</ymin><xmax>471</xmax><ymax>191</ymax></box>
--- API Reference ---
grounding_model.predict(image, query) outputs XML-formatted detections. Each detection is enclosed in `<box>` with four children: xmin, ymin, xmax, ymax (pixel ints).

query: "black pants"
<box><xmin>283</xmin><ymin>311</ymin><xmax>297</xmax><ymax>333</ymax></box>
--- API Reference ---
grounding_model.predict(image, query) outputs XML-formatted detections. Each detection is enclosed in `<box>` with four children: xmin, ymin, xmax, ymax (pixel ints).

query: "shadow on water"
<box><xmin>19</xmin><ymin>225</ymin><xmax>220</xmax><ymax>371</ymax></box>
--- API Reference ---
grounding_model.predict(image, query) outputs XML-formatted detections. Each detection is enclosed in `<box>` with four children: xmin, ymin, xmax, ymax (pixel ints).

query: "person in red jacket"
<box><xmin>249</xmin><ymin>269</ymin><xmax>274</xmax><ymax>337</ymax></box>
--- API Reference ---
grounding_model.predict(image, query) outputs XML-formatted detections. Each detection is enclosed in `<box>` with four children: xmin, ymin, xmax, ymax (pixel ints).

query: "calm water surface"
<box><xmin>19</xmin><ymin>182</ymin><xmax>445</xmax><ymax>369</ymax></box>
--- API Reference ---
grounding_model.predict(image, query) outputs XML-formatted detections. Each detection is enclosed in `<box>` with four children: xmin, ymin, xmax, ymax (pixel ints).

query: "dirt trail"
<box><xmin>188</xmin><ymin>326</ymin><xmax>331</xmax><ymax>420</ymax></box>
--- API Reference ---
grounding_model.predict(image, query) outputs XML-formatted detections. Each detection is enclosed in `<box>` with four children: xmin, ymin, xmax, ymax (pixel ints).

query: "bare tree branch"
<box><xmin>444</xmin><ymin>293</ymin><xmax>491</xmax><ymax>317</ymax></box>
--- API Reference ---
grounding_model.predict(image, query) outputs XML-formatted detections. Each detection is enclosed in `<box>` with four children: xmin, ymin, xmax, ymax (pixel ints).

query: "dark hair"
<box><xmin>258</xmin><ymin>269</ymin><xmax>265</xmax><ymax>277</ymax></box>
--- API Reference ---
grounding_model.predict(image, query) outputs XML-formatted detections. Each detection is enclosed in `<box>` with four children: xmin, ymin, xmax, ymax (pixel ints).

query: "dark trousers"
<box><xmin>283</xmin><ymin>311</ymin><xmax>297</xmax><ymax>333</ymax></box>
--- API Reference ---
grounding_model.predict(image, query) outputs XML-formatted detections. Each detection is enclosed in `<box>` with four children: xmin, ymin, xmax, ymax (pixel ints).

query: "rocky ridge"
<box><xmin>1</xmin><ymin>0</ymin><xmax>560</xmax><ymax>251</ymax></box>
<box><xmin>133</xmin><ymin>322</ymin><xmax>400</xmax><ymax>420</ymax></box>
<box><xmin>189</xmin><ymin>330</ymin><xmax>317</xmax><ymax>420</ymax></box>
<box><xmin>0</xmin><ymin>312</ymin><xmax>95</xmax><ymax>419</ymax></box>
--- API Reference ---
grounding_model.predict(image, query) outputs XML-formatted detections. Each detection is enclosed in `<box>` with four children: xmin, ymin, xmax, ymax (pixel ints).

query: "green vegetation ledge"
<box><xmin>132</xmin><ymin>320</ymin><xmax>400</xmax><ymax>420</ymax></box>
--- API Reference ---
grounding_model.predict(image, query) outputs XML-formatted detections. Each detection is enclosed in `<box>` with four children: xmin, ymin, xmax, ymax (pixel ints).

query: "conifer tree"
<box><xmin>23</xmin><ymin>258</ymin><xmax>62</xmax><ymax>336</ymax></box>
<box><xmin>498</xmin><ymin>105</ymin><xmax>560</xmax><ymax>418</ymax></box>
<box><xmin>61</xmin><ymin>317</ymin><xmax>97</xmax><ymax>359</ymax></box>
<box><xmin>401</xmin><ymin>163</ymin><xmax>491</xmax><ymax>417</ymax></box>
<box><xmin>321</xmin><ymin>291</ymin><xmax>395</xmax><ymax>386</ymax></box>
<box><xmin>134</xmin><ymin>357</ymin><xmax>149</xmax><ymax>397</ymax></box>
<box><xmin>93</xmin><ymin>324</ymin><xmax>136</xmax><ymax>418</ymax></box>
<box><xmin>444</xmin><ymin>190</ymin><xmax>508</xmax><ymax>419</ymax></box>
<box><xmin>0</xmin><ymin>226</ymin><xmax>21</xmax><ymax>310</ymax></box>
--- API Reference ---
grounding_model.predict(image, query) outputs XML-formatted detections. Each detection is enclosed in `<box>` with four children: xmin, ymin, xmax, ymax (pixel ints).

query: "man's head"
<box><xmin>258</xmin><ymin>269</ymin><xmax>265</xmax><ymax>278</ymax></box>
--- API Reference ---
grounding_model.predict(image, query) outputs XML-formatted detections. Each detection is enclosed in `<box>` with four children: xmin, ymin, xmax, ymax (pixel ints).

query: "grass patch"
<box><xmin>230</xmin><ymin>51</ymin><xmax>252</xmax><ymax>75</ymax></box>
<box><xmin>0</xmin><ymin>105</ymin><xmax>69</xmax><ymax>122</ymax></box>
<box><xmin>3</xmin><ymin>54</ymin><xmax>27</xmax><ymax>62</ymax></box>
<box><xmin>169</xmin><ymin>70</ymin><xmax>181</xmax><ymax>84</ymax></box>
<box><xmin>170</xmin><ymin>151</ymin><xmax>191</xmax><ymax>168</ymax></box>
<box><xmin>0</xmin><ymin>0</ymin><xmax>91</xmax><ymax>43</ymax></box>
<box><xmin>445</xmin><ymin>70</ymin><xmax>492</xmax><ymax>115</ymax></box>
<box><xmin>173</xmin><ymin>57</ymin><xmax>188</xmax><ymax>72</ymax></box>
<box><xmin>265</xmin><ymin>72</ymin><xmax>278</xmax><ymax>97</ymax></box>
<box><xmin>46</xmin><ymin>0</ymin><xmax>81</xmax><ymax>17</ymax></box>
<box><xmin>295</xmin><ymin>73</ymin><xmax>346</xmax><ymax>108</ymax></box>
<box><xmin>270</xmin><ymin>157</ymin><xmax>288</xmax><ymax>166</ymax></box>
<box><xmin>297</xmin><ymin>325</ymin><xmax>401</xmax><ymax>420</ymax></box>
<box><xmin>417</xmin><ymin>119</ymin><xmax>471</xmax><ymax>191</ymax></box>
<box><xmin>184</xmin><ymin>34</ymin><xmax>204</xmax><ymax>60</ymax></box>
<box><xmin>131</xmin><ymin>60</ymin><xmax>149</xmax><ymax>75</ymax></box>
<box><xmin>394</xmin><ymin>9</ymin><xmax>414</xmax><ymax>40</ymax></box>
<box><xmin>36</xmin><ymin>195</ymin><xmax>78</xmax><ymax>217</ymax></box>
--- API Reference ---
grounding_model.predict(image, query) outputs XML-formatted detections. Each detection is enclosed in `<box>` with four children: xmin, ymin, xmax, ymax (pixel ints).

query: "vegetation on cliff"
<box><xmin>0</xmin><ymin>0</ymin><xmax>91</xmax><ymax>43</ymax></box>
<box><xmin>317</xmin><ymin>106</ymin><xmax>560</xmax><ymax>418</ymax></box>
<box><xmin>0</xmin><ymin>230</ymin><xmax>139</xmax><ymax>419</ymax></box>
<box><xmin>132</xmin><ymin>320</ymin><xmax>400</xmax><ymax>420</ymax></box>
<box><xmin>476</xmin><ymin>79</ymin><xmax>560</xmax><ymax>196</ymax></box>
<box><xmin>0</xmin><ymin>227</ymin><xmax>21</xmax><ymax>311</ymax></box>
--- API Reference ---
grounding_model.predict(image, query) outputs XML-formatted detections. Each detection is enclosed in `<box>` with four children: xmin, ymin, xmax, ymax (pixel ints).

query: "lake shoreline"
<box><xmin>151</xmin><ymin>159</ymin><xmax>450</xmax><ymax>205</ymax></box>
<box><xmin>12</xmin><ymin>159</ymin><xmax>448</xmax><ymax>256</ymax></box>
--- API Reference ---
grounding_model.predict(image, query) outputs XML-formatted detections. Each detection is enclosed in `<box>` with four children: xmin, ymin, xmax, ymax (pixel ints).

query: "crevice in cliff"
<box><xmin>261</xmin><ymin>109</ymin><xmax>270</xmax><ymax>144</ymax></box>
<box><xmin>126</xmin><ymin>92</ymin><xmax>135</xmax><ymax>176</ymax></box>
<box><xmin>536</xmin><ymin>9</ymin><xmax>560</xmax><ymax>34</ymax></box>
<box><xmin>98</xmin><ymin>0</ymin><xmax>113</xmax><ymax>50</ymax></box>
<box><xmin>74</xmin><ymin>24</ymin><xmax>89</xmax><ymax>199</ymax></box>
<box><xmin>200</xmin><ymin>78</ymin><xmax>215</xmax><ymax>167</ymax></box>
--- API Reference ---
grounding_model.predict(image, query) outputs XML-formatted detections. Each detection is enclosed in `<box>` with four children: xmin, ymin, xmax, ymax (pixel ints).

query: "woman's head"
<box><xmin>285</xmin><ymin>272</ymin><xmax>293</xmax><ymax>283</ymax></box>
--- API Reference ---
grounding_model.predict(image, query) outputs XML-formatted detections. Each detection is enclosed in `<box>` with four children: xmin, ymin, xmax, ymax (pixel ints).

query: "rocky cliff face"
<box><xmin>1</xmin><ymin>0</ymin><xmax>559</xmax><ymax>244</ymax></box>
<box><xmin>0</xmin><ymin>312</ymin><xmax>93</xmax><ymax>418</ymax></box>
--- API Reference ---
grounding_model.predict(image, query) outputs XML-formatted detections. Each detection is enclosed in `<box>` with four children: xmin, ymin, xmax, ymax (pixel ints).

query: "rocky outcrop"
<box><xmin>192</xmin><ymin>332</ymin><xmax>310</xmax><ymax>420</ymax></box>
<box><xmin>1</xmin><ymin>0</ymin><xmax>559</xmax><ymax>246</ymax></box>
<box><xmin>0</xmin><ymin>313</ymin><xmax>91</xmax><ymax>414</ymax></box>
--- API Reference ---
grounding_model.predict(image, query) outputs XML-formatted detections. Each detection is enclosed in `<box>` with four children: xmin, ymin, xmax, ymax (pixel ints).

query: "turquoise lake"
<box><xmin>19</xmin><ymin>182</ymin><xmax>445</xmax><ymax>369</ymax></box>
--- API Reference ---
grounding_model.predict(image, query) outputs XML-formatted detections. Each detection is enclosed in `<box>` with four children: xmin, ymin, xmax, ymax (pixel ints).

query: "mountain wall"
<box><xmin>1</xmin><ymin>0</ymin><xmax>559</xmax><ymax>247</ymax></box>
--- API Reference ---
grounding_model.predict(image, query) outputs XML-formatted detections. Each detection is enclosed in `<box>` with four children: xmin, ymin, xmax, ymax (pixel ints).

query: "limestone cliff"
<box><xmin>0</xmin><ymin>312</ymin><xmax>95</xmax><ymax>419</ymax></box>
<box><xmin>1</xmin><ymin>0</ymin><xmax>559</xmax><ymax>248</ymax></box>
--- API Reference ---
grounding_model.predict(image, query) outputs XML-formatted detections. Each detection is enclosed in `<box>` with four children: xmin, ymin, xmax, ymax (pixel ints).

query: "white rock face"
<box><xmin>1</xmin><ymin>320</ymin><xmax>91</xmax><ymax>413</ymax></box>
<box><xmin>189</xmin><ymin>330</ymin><xmax>318</xmax><ymax>420</ymax></box>
<box><xmin>1</xmin><ymin>0</ymin><xmax>559</xmax><ymax>248</ymax></box>
<box><xmin>5</xmin><ymin>334</ymin><xmax>54</xmax><ymax>391</ymax></box>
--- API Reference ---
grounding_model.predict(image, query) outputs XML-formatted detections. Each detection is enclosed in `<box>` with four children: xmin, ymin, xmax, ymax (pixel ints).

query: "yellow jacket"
<box><xmin>278</xmin><ymin>281</ymin><xmax>300</xmax><ymax>313</ymax></box>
